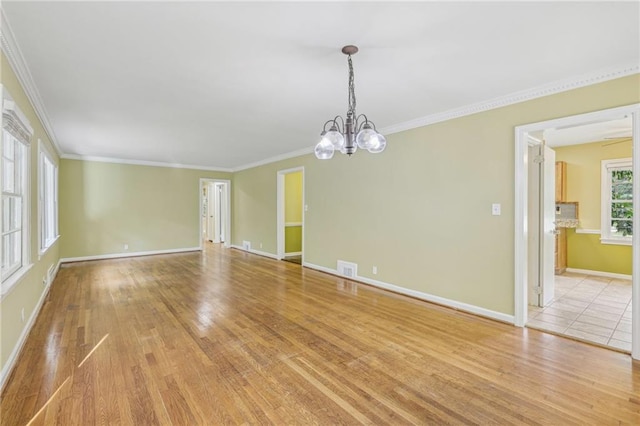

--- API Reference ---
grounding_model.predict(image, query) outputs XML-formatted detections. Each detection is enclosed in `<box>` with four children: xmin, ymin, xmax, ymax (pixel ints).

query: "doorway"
<box><xmin>277</xmin><ymin>167</ymin><xmax>304</xmax><ymax>263</ymax></box>
<box><xmin>514</xmin><ymin>104</ymin><xmax>639</xmax><ymax>359</ymax></box>
<box><xmin>199</xmin><ymin>179</ymin><xmax>231</xmax><ymax>249</ymax></box>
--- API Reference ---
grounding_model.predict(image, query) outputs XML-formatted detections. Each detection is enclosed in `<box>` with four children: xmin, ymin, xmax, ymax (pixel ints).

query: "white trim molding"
<box><xmin>303</xmin><ymin>262</ymin><xmax>514</xmax><ymax>325</ymax></box>
<box><xmin>0</xmin><ymin>257</ymin><xmax>62</xmax><ymax>393</ymax></box>
<box><xmin>60</xmin><ymin>247</ymin><xmax>201</xmax><ymax>263</ymax></box>
<box><xmin>233</xmin><ymin>147</ymin><xmax>313</xmax><ymax>173</ymax></box>
<box><xmin>62</xmin><ymin>154</ymin><xmax>233</xmax><ymax>173</ymax></box>
<box><xmin>230</xmin><ymin>244</ymin><xmax>278</xmax><ymax>260</ymax></box>
<box><xmin>0</xmin><ymin>10</ymin><xmax>62</xmax><ymax>156</ymax></box>
<box><xmin>276</xmin><ymin>166</ymin><xmax>305</xmax><ymax>262</ymax></box>
<box><xmin>575</xmin><ymin>228</ymin><xmax>601</xmax><ymax>234</ymax></box>
<box><xmin>515</xmin><ymin>103</ymin><xmax>640</xmax><ymax>359</ymax></box>
<box><xmin>380</xmin><ymin>64</ymin><xmax>640</xmax><ymax>136</ymax></box>
<box><xmin>601</xmin><ymin>157</ymin><xmax>633</xmax><ymax>246</ymax></box>
<box><xmin>284</xmin><ymin>251</ymin><xmax>302</xmax><ymax>257</ymax></box>
<box><xmin>565</xmin><ymin>268</ymin><xmax>632</xmax><ymax>281</ymax></box>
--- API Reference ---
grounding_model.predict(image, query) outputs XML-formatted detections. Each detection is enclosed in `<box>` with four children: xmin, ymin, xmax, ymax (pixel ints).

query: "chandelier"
<box><xmin>314</xmin><ymin>45</ymin><xmax>386</xmax><ymax>159</ymax></box>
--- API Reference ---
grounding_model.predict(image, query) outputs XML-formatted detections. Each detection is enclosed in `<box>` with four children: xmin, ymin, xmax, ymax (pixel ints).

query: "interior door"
<box><xmin>540</xmin><ymin>145</ymin><xmax>556</xmax><ymax>306</ymax></box>
<box><xmin>207</xmin><ymin>183</ymin><xmax>215</xmax><ymax>242</ymax></box>
<box><xmin>527</xmin><ymin>144</ymin><xmax>541</xmax><ymax>306</ymax></box>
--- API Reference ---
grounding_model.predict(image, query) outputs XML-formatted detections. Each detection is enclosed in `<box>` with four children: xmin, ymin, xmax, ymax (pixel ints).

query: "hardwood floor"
<box><xmin>1</xmin><ymin>245</ymin><xmax>639</xmax><ymax>425</ymax></box>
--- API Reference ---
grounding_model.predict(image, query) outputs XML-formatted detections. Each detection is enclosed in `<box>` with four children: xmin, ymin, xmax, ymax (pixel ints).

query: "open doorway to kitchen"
<box><xmin>514</xmin><ymin>104</ymin><xmax>639</xmax><ymax>359</ymax></box>
<box><xmin>199</xmin><ymin>179</ymin><xmax>231</xmax><ymax>249</ymax></box>
<box><xmin>276</xmin><ymin>167</ymin><xmax>304</xmax><ymax>264</ymax></box>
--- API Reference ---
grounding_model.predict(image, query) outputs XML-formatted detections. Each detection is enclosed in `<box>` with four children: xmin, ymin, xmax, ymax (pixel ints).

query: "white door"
<box><xmin>540</xmin><ymin>145</ymin><xmax>556</xmax><ymax>306</ymax></box>
<box><xmin>213</xmin><ymin>184</ymin><xmax>222</xmax><ymax>243</ymax></box>
<box><xmin>527</xmin><ymin>145</ymin><xmax>541</xmax><ymax>306</ymax></box>
<box><xmin>207</xmin><ymin>183</ymin><xmax>216</xmax><ymax>242</ymax></box>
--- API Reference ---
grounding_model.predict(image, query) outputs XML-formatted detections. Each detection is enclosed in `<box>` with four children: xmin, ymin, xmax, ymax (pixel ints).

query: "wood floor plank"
<box><xmin>1</xmin><ymin>244</ymin><xmax>639</xmax><ymax>425</ymax></box>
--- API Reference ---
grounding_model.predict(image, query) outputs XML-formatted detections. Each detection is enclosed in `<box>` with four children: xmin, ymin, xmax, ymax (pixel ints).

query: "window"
<box><xmin>39</xmin><ymin>142</ymin><xmax>58</xmax><ymax>252</ymax></box>
<box><xmin>601</xmin><ymin>158</ymin><xmax>632</xmax><ymax>245</ymax></box>
<box><xmin>2</xmin><ymin>90</ymin><xmax>32</xmax><ymax>291</ymax></box>
<box><xmin>2</xmin><ymin>130</ymin><xmax>30</xmax><ymax>280</ymax></box>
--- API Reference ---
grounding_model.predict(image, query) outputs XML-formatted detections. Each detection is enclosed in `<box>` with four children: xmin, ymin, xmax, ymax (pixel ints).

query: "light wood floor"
<box><xmin>2</xmin><ymin>245</ymin><xmax>639</xmax><ymax>425</ymax></box>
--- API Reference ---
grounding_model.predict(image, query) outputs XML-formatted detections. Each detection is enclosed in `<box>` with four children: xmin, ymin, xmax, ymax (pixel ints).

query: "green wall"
<box><xmin>567</xmin><ymin>231</ymin><xmax>632</xmax><ymax>275</ymax></box>
<box><xmin>284</xmin><ymin>171</ymin><xmax>302</xmax><ymax>253</ymax></box>
<box><xmin>60</xmin><ymin>159</ymin><xmax>231</xmax><ymax>258</ymax></box>
<box><xmin>555</xmin><ymin>140</ymin><xmax>632</xmax><ymax>275</ymax></box>
<box><xmin>1</xmin><ymin>53</ymin><xmax>61</xmax><ymax>374</ymax></box>
<box><xmin>231</xmin><ymin>74</ymin><xmax>640</xmax><ymax>316</ymax></box>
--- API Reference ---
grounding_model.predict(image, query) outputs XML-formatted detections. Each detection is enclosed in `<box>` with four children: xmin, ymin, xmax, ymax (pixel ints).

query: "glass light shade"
<box><xmin>314</xmin><ymin>138</ymin><xmax>335</xmax><ymax>159</ymax></box>
<box><xmin>356</xmin><ymin>125</ymin><xmax>380</xmax><ymax>150</ymax></box>
<box><xmin>367</xmin><ymin>133</ymin><xmax>387</xmax><ymax>153</ymax></box>
<box><xmin>340</xmin><ymin>142</ymin><xmax>358</xmax><ymax>155</ymax></box>
<box><xmin>324</xmin><ymin>129</ymin><xmax>345</xmax><ymax>150</ymax></box>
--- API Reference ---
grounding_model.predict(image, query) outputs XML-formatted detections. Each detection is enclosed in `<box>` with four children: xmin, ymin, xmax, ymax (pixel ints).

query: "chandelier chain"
<box><xmin>347</xmin><ymin>55</ymin><xmax>356</xmax><ymax>118</ymax></box>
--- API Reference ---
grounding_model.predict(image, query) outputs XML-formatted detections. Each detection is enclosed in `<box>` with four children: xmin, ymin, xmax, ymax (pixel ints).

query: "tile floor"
<box><xmin>527</xmin><ymin>272</ymin><xmax>632</xmax><ymax>352</ymax></box>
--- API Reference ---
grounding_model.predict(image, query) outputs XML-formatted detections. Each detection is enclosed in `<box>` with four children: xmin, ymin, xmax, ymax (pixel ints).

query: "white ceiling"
<box><xmin>544</xmin><ymin>116</ymin><xmax>632</xmax><ymax>148</ymax></box>
<box><xmin>2</xmin><ymin>1</ymin><xmax>639</xmax><ymax>170</ymax></box>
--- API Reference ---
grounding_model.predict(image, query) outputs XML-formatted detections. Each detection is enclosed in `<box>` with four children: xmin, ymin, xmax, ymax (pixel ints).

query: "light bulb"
<box><xmin>367</xmin><ymin>133</ymin><xmax>386</xmax><ymax>153</ymax></box>
<box><xmin>356</xmin><ymin>124</ymin><xmax>379</xmax><ymax>150</ymax></box>
<box><xmin>324</xmin><ymin>128</ymin><xmax>345</xmax><ymax>150</ymax></box>
<box><xmin>314</xmin><ymin>137</ymin><xmax>335</xmax><ymax>159</ymax></box>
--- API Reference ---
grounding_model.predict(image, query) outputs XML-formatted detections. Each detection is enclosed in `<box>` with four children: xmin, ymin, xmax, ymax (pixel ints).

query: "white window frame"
<box><xmin>38</xmin><ymin>140</ymin><xmax>59</xmax><ymax>255</ymax></box>
<box><xmin>601</xmin><ymin>157</ymin><xmax>632</xmax><ymax>246</ymax></box>
<box><xmin>1</xmin><ymin>88</ymin><xmax>33</xmax><ymax>296</ymax></box>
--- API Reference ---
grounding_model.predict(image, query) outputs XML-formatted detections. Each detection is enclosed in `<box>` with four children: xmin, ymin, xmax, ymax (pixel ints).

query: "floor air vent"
<box><xmin>337</xmin><ymin>261</ymin><xmax>357</xmax><ymax>278</ymax></box>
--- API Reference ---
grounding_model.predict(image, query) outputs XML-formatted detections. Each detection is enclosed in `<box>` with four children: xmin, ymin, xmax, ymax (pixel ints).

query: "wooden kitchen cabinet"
<box><xmin>555</xmin><ymin>228</ymin><xmax>567</xmax><ymax>274</ymax></box>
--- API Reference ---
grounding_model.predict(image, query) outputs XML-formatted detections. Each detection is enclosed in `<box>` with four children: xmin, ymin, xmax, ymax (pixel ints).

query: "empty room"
<box><xmin>1</xmin><ymin>1</ymin><xmax>639</xmax><ymax>424</ymax></box>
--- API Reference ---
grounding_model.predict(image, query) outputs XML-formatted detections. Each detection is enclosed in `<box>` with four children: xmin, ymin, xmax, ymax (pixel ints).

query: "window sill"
<box><xmin>1</xmin><ymin>263</ymin><xmax>34</xmax><ymax>301</ymax></box>
<box><xmin>38</xmin><ymin>234</ymin><xmax>60</xmax><ymax>259</ymax></box>
<box><xmin>600</xmin><ymin>237</ymin><xmax>632</xmax><ymax>246</ymax></box>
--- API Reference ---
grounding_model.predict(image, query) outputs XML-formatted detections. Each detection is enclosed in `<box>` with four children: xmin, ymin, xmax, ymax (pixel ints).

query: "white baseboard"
<box><xmin>302</xmin><ymin>262</ymin><xmax>515</xmax><ymax>325</ymax></box>
<box><xmin>565</xmin><ymin>268</ymin><xmax>632</xmax><ymax>280</ymax></box>
<box><xmin>0</xmin><ymin>271</ymin><xmax>53</xmax><ymax>392</ymax></box>
<box><xmin>284</xmin><ymin>251</ymin><xmax>302</xmax><ymax>257</ymax></box>
<box><xmin>60</xmin><ymin>247</ymin><xmax>201</xmax><ymax>263</ymax></box>
<box><xmin>230</xmin><ymin>245</ymin><xmax>278</xmax><ymax>260</ymax></box>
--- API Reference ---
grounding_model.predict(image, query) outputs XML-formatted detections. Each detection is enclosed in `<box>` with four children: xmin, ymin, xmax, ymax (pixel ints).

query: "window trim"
<box><xmin>1</xmin><ymin>88</ymin><xmax>33</xmax><ymax>296</ymax></box>
<box><xmin>38</xmin><ymin>139</ymin><xmax>59</xmax><ymax>256</ymax></box>
<box><xmin>601</xmin><ymin>157</ymin><xmax>632</xmax><ymax>246</ymax></box>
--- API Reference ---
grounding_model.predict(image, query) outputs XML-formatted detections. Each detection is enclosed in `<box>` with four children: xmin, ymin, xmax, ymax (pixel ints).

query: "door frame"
<box><xmin>276</xmin><ymin>166</ymin><xmax>305</xmax><ymax>261</ymax></box>
<box><xmin>514</xmin><ymin>103</ymin><xmax>640</xmax><ymax>359</ymax></box>
<box><xmin>199</xmin><ymin>178</ymin><xmax>231</xmax><ymax>249</ymax></box>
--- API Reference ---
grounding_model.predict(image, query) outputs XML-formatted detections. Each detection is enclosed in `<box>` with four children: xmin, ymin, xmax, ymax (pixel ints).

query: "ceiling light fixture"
<box><xmin>314</xmin><ymin>45</ymin><xmax>386</xmax><ymax>160</ymax></box>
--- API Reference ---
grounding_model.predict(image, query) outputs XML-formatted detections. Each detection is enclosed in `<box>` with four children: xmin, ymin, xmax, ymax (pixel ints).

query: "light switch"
<box><xmin>492</xmin><ymin>203</ymin><xmax>501</xmax><ymax>216</ymax></box>
<box><xmin>304</xmin><ymin>204</ymin><xmax>308</xmax><ymax>211</ymax></box>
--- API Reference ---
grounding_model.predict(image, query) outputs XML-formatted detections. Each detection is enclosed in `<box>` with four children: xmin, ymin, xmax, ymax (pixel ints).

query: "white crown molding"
<box><xmin>0</xmin><ymin>10</ymin><xmax>62</xmax><ymax>157</ymax></box>
<box><xmin>379</xmin><ymin>64</ymin><xmax>640</xmax><ymax>136</ymax></box>
<box><xmin>231</xmin><ymin>146</ymin><xmax>314</xmax><ymax>172</ymax></box>
<box><xmin>230</xmin><ymin>64</ymin><xmax>639</xmax><ymax>173</ymax></box>
<box><xmin>61</xmin><ymin>154</ymin><xmax>234</xmax><ymax>173</ymax></box>
<box><xmin>2</xmin><ymin>6</ymin><xmax>637</xmax><ymax>173</ymax></box>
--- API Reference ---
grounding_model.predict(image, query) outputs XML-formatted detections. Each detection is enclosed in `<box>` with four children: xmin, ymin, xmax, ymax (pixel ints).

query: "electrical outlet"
<box><xmin>260</xmin><ymin>243</ymin><xmax>263</xmax><ymax>249</ymax></box>
<box><xmin>372</xmin><ymin>266</ymin><xmax>378</xmax><ymax>275</ymax></box>
<box><xmin>124</xmin><ymin>243</ymin><xmax>129</xmax><ymax>250</ymax></box>
<box><xmin>21</xmin><ymin>308</ymin><xmax>25</xmax><ymax>323</ymax></box>
<box><xmin>43</xmin><ymin>276</ymin><xmax>47</xmax><ymax>287</ymax></box>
